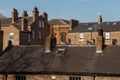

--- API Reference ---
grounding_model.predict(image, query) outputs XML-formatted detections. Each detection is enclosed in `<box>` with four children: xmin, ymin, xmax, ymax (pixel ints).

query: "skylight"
<box><xmin>56</xmin><ymin>48</ymin><xmax>65</xmax><ymax>56</ymax></box>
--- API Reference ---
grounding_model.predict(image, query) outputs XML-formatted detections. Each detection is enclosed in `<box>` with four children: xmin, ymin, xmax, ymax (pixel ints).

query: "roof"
<box><xmin>49</xmin><ymin>19</ymin><xmax>69</xmax><ymax>25</ymax></box>
<box><xmin>69</xmin><ymin>21</ymin><xmax>120</xmax><ymax>33</ymax></box>
<box><xmin>0</xmin><ymin>45</ymin><xmax>120</xmax><ymax>75</ymax></box>
<box><xmin>0</xmin><ymin>17</ymin><xmax>33</xmax><ymax>30</ymax></box>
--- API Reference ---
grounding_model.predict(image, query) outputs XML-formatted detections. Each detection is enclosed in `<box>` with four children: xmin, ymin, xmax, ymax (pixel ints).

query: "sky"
<box><xmin>0</xmin><ymin>0</ymin><xmax>120</xmax><ymax>22</ymax></box>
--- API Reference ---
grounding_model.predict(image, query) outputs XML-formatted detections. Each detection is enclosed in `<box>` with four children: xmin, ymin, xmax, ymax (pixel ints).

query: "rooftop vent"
<box><xmin>113</xmin><ymin>22</ymin><xmax>117</xmax><ymax>25</ymax></box>
<box><xmin>85</xmin><ymin>23</ymin><xmax>88</xmax><ymax>25</ymax></box>
<box><xmin>56</xmin><ymin>48</ymin><xmax>65</xmax><ymax>56</ymax></box>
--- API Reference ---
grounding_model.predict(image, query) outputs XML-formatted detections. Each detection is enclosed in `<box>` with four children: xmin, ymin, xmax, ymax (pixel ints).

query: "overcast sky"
<box><xmin>0</xmin><ymin>0</ymin><xmax>120</xmax><ymax>22</ymax></box>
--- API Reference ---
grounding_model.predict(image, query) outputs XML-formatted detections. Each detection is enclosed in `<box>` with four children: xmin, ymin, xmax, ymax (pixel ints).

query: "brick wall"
<box><xmin>51</xmin><ymin>25</ymin><xmax>70</xmax><ymax>45</ymax></box>
<box><xmin>68</xmin><ymin>31</ymin><xmax>120</xmax><ymax>45</ymax></box>
<box><xmin>68</xmin><ymin>32</ymin><xmax>98</xmax><ymax>45</ymax></box>
<box><xmin>1</xmin><ymin>25</ymin><xmax>20</xmax><ymax>50</ymax></box>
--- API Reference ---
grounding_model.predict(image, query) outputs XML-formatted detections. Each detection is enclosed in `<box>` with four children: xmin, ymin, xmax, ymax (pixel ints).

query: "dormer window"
<box><xmin>39</xmin><ymin>20</ymin><xmax>44</xmax><ymax>27</ymax></box>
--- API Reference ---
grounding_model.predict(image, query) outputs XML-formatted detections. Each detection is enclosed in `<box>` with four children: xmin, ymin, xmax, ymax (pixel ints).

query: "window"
<box><xmin>28</xmin><ymin>34</ymin><xmax>31</xmax><ymax>41</ymax></box>
<box><xmin>39</xmin><ymin>20</ymin><xmax>44</xmax><ymax>27</ymax></box>
<box><xmin>39</xmin><ymin>31</ymin><xmax>42</xmax><ymax>39</ymax></box>
<box><xmin>69</xmin><ymin>76</ymin><xmax>81</xmax><ymax>80</ymax></box>
<box><xmin>32</xmin><ymin>31</ymin><xmax>35</xmax><ymax>38</ymax></box>
<box><xmin>39</xmin><ymin>20</ymin><xmax>42</xmax><ymax>27</ymax></box>
<box><xmin>105</xmin><ymin>32</ymin><xmax>110</xmax><ymax>40</ymax></box>
<box><xmin>60</xmin><ymin>32</ymin><xmax>66</xmax><ymax>42</ymax></box>
<box><xmin>79</xmin><ymin>33</ymin><xmax>84</xmax><ymax>41</ymax></box>
<box><xmin>9</xmin><ymin>32</ymin><xmax>14</xmax><ymax>41</ymax></box>
<box><xmin>15</xmin><ymin>75</ymin><xmax>26</xmax><ymax>80</ymax></box>
<box><xmin>51</xmin><ymin>76</ymin><xmax>56</xmax><ymax>80</ymax></box>
<box><xmin>42</xmin><ymin>21</ymin><xmax>44</xmax><ymax>27</ymax></box>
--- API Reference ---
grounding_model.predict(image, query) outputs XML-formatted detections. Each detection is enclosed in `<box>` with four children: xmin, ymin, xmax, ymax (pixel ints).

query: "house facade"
<box><xmin>0</xmin><ymin>7</ymin><xmax>50</xmax><ymax>52</ymax></box>
<box><xmin>68</xmin><ymin>16</ymin><xmax>120</xmax><ymax>45</ymax></box>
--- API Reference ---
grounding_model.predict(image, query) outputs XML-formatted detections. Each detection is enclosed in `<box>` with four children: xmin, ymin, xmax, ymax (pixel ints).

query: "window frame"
<box><xmin>39</xmin><ymin>31</ymin><xmax>42</xmax><ymax>39</ymax></box>
<box><xmin>79</xmin><ymin>33</ymin><xmax>84</xmax><ymax>41</ymax></box>
<box><xmin>32</xmin><ymin>31</ymin><xmax>35</xmax><ymax>38</ymax></box>
<box><xmin>9</xmin><ymin>32</ymin><xmax>14</xmax><ymax>41</ymax></box>
<box><xmin>105</xmin><ymin>32</ymin><xmax>110</xmax><ymax>40</ymax></box>
<box><xmin>15</xmin><ymin>75</ymin><xmax>26</xmax><ymax>80</ymax></box>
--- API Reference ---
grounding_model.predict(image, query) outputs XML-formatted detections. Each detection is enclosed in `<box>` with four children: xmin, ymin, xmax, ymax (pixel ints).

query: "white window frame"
<box><xmin>32</xmin><ymin>31</ymin><xmax>35</xmax><ymax>38</ymax></box>
<box><xmin>39</xmin><ymin>20</ymin><xmax>42</xmax><ymax>27</ymax></box>
<box><xmin>28</xmin><ymin>34</ymin><xmax>31</xmax><ymax>41</ymax></box>
<box><xmin>9</xmin><ymin>32</ymin><xmax>14</xmax><ymax>41</ymax></box>
<box><xmin>42</xmin><ymin>21</ymin><xmax>44</xmax><ymax>27</ymax></box>
<box><xmin>105</xmin><ymin>32</ymin><xmax>110</xmax><ymax>40</ymax></box>
<box><xmin>79</xmin><ymin>33</ymin><xmax>84</xmax><ymax>41</ymax></box>
<box><xmin>39</xmin><ymin>31</ymin><xmax>42</xmax><ymax>39</ymax></box>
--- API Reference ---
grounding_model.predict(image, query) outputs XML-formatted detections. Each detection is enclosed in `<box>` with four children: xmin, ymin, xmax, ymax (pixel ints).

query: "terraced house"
<box><xmin>0</xmin><ymin>7</ymin><xmax>50</xmax><ymax>52</ymax></box>
<box><xmin>68</xmin><ymin>16</ymin><xmax>120</xmax><ymax>45</ymax></box>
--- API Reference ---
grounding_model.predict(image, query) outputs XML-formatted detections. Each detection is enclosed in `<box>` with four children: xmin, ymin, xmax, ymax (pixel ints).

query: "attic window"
<box><xmin>56</xmin><ymin>48</ymin><xmax>65</xmax><ymax>56</ymax></box>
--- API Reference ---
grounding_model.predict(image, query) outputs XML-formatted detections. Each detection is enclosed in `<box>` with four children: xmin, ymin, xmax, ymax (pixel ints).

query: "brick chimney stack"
<box><xmin>21</xmin><ymin>18</ymin><xmax>28</xmax><ymax>31</ymax></box>
<box><xmin>0</xmin><ymin>22</ymin><xmax>3</xmax><ymax>52</ymax></box>
<box><xmin>12</xmin><ymin>8</ymin><xmax>18</xmax><ymax>23</ymax></box>
<box><xmin>0</xmin><ymin>22</ymin><xmax>1</xmax><ymax>30</ymax></box>
<box><xmin>70</xmin><ymin>19</ymin><xmax>79</xmax><ymax>30</ymax></box>
<box><xmin>96</xmin><ymin>15</ymin><xmax>104</xmax><ymax>53</ymax></box>
<box><xmin>32</xmin><ymin>7</ymin><xmax>39</xmax><ymax>22</ymax></box>
<box><xmin>45</xmin><ymin>36</ymin><xmax>56</xmax><ymax>53</ymax></box>
<box><xmin>45</xmin><ymin>37</ymin><xmax>51</xmax><ymax>53</ymax></box>
<box><xmin>98</xmin><ymin>15</ymin><xmax>102</xmax><ymax>25</ymax></box>
<box><xmin>22</xmin><ymin>10</ymin><xmax>28</xmax><ymax>17</ymax></box>
<box><xmin>42</xmin><ymin>12</ymin><xmax>48</xmax><ymax>22</ymax></box>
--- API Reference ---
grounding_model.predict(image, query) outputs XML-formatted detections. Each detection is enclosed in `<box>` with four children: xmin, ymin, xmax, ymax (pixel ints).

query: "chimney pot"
<box><xmin>42</xmin><ymin>12</ymin><xmax>48</xmax><ymax>21</ymax></box>
<box><xmin>22</xmin><ymin>10</ymin><xmax>28</xmax><ymax>17</ymax></box>
<box><xmin>32</xmin><ymin>7</ymin><xmax>39</xmax><ymax>22</ymax></box>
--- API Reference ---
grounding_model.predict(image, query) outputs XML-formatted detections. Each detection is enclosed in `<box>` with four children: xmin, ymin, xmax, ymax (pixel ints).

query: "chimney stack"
<box><xmin>98</xmin><ymin>15</ymin><xmax>102</xmax><ymax>25</ymax></box>
<box><xmin>0</xmin><ymin>29</ymin><xmax>3</xmax><ymax>52</ymax></box>
<box><xmin>45</xmin><ymin>37</ymin><xmax>51</xmax><ymax>53</ymax></box>
<box><xmin>96</xmin><ymin>15</ymin><xmax>104</xmax><ymax>53</ymax></box>
<box><xmin>45</xmin><ymin>36</ymin><xmax>56</xmax><ymax>53</ymax></box>
<box><xmin>42</xmin><ymin>12</ymin><xmax>48</xmax><ymax>22</ymax></box>
<box><xmin>0</xmin><ymin>22</ymin><xmax>1</xmax><ymax>30</ymax></box>
<box><xmin>12</xmin><ymin>8</ymin><xmax>18</xmax><ymax>23</ymax></box>
<box><xmin>21</xmin><ymin>18</ymin><xmax>28</xmax><ymax>31</ymax></box>
<box><xmin>22</xmin><ymin>10</ymin><xmax>28</xmax><ymax>17</ymax></box>
<box><xmin>32</xmin><ymin>7</ymin><xmax>39</xmax><ymax>22</ymax></box>
<box><xmin>70</xmin><ymin>19</ymin><xmax>79</xmax><ymax>30</ymax></box>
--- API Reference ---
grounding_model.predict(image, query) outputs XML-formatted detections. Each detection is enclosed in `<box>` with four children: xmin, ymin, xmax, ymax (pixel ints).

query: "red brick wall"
<box><xmin>51</xmin><ymin>25</ymin><xmax>70</xmax><ymax>45</ymax></box>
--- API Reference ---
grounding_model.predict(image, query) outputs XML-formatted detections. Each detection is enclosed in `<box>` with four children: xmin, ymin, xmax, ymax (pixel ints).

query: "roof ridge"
<box><xmin>59</xmin><ymin>19</ymin><xmax>68</xmax><ymax>25</ymax></box>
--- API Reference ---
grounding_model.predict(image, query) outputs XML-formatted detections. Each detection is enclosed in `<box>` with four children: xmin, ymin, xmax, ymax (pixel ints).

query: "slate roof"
<box><xmin>49</xmin><ymin>19</ymin><xmax>69</xmax><ymax>25</ymax></box>
<box><xmin>0</xmin><ymin>45</ymin><xmax>120</xmax><ymax>75</ymax></box>
<box><xmin>69</xmin><ymin>21</ymin><xmax>120</xmax><ymax>32</ymax></box>
<box><xmin>0</xmin><ymin>17</ymin><xmax>33</xmax><ymax>30</ymax></box>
